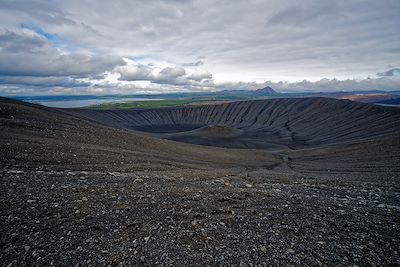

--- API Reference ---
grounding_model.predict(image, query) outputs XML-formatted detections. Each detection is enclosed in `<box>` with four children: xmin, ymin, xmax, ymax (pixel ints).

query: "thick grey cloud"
<box><xmin>0</xmin><ymin>0</ymin><xmax>399</xmax><ymax>94</ymax></box>
<box><xmin>157</xmin><ymin>67</ymin><xmax>186</xmax><ymax>83</ymax></box>
<box><xmin>377</xmin><ymin>68</ymin><xmax>400</xmax><ymax>77</ymax></box>
<box><xmin>182</xmin><ymin>60</ymin><xmax>204</xmax><ymax>67</ymax></box>
<box><xmin>263</xmin><ymin>77</ymin><xmax>400</xmax><ymax>93</ymax></box>
<box><xmin>216</xmin><ymin>76</ymin><xmax>400</xmax><ymax>93</ymax></box>
<box><xmin>0</xmin><ymin>29</ymin><xmax>47</xmax><ymax>53</ymax></box>
<box><xmin>118</xmin><ymin>64</ymin><xmax>155</xmax><ymax>81</ymax></box>
<box><xmin>0</xmin><ymin>75</ymin><xmax>90</xmax><ymax>87</ymax></box>
<box><xmin>187</xmin><ymin>71</ymin><xmax>212</xmax><ymax>82</ymax></box>
<box><xmin>0</xmin><ymin>29</ymin><xmax>125</xmax><ymax>77</ymax></box>
<box><xmin>117</xmin><ymin>64</ymin><xmax>212</xmax><ymax>86</ymax></box>
<box><xmin>266</xmin><ymin>2</ymin><xmax>339</xmax><ymax>27</ymax></box>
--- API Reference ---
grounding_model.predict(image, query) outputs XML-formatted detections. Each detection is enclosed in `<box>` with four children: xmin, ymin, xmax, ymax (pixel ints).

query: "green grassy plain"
<box><xmin>84</xmin><ymin>99</ymin><xmax>205</xmax><ymax>110</ymax></box>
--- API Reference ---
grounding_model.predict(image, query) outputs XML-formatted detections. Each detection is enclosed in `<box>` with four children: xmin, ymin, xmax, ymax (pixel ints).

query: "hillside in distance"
<box><xmin>219</xmin><ymin>86</ymin><xmax>278</xmax><ymax>96</ymax></box>
<box><xmin>12</xmin><ymin>88</ymin><xmax>400</xmax><ymax>110</ymax></box>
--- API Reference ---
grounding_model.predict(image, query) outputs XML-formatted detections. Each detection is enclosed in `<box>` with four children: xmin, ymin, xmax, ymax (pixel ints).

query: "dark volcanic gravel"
<box><xmin>1</xmin><ymin>167</ymin><xmax>399</xmax><ymax>266</ymax></box>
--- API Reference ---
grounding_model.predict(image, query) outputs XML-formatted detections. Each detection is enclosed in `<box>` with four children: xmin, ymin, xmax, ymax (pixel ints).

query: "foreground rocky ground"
<box><xmin>1</xmin><ymin>165</ymin><xmax>399</xmax><ymax>266</ymax></box>
<box><xmin>1</xmin><ymin>97</ymin><xmax>399</xmax><ymax>266</ymax></box>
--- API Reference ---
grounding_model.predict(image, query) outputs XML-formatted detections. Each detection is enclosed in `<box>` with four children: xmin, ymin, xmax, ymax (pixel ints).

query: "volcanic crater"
<box><xmin>67</xmin><ymin>97</ymin><xmax>400</xmax><ymax>151</ymax></box>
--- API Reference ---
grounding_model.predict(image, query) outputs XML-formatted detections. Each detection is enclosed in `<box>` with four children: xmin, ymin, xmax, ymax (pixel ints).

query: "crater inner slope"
<box><xmin>66</xmin><ymin>97</ymin><xmax>400</xmax><ymax>150</ymax></box>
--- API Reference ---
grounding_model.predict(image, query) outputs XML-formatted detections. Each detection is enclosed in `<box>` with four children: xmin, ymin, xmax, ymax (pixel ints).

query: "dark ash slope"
<box><xmin>66</xmin><ymin>97</ymin><xmax>400</xmax><ymax>150</ymax></box>
<box><xmin>0</xmin><ymin>97</ymin><xmax>279</xmax><ymax>171</ymax></box>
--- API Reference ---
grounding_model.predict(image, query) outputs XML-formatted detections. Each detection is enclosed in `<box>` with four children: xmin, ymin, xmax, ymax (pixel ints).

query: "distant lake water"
<box><xmin>13</xmin><ymin>96</ymin><xmax>163</xmax><ymax>108</ymax></box>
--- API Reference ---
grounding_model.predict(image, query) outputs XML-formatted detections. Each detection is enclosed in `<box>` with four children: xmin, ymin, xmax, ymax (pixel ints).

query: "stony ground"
<box><xmin>1</xmin><ymin>165</ymin><xmax>399</xmax><ymax>266</ymax></box>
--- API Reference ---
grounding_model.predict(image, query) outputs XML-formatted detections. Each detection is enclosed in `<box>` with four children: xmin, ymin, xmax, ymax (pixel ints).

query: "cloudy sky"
<box><xmin>0</xmin><ymin>0</ymin><xmax>399</xmax><ymax>95</ymax></box>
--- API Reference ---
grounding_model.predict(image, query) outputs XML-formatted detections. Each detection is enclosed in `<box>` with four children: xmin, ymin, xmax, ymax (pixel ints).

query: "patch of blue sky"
<box><xmin>127</xmin><ymin>56</ymin><xmax>175</xmax><ymax>68</ymax></box>
<box><xmin>19</xmin><ymin>23</ymin><xmax>87</xmax><ymax>54</ymax></box>
<box><xmin>127</xmin><ymin>56</ymin><xmax>155</xmax><ymax>64</ymax></box>
<box><xmin>20</xmin><ymin>23</ymin><xmax>64</xmax><ymax>46</ymax></box>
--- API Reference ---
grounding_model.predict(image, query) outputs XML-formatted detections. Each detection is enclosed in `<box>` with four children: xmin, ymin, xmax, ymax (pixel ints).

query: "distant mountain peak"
<box><xmin>254</xmin><ymin>86</ymin><xmax>277</xmax><ymax>94</ymax></box>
